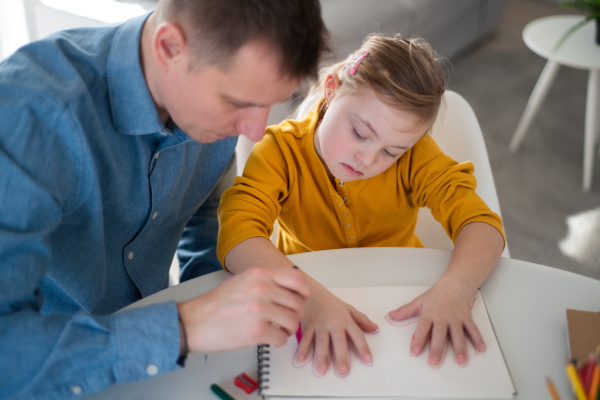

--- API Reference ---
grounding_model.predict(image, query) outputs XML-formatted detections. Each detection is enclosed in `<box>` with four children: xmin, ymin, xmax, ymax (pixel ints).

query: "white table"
<box><xmin>508</xmin><ymin>15</ymin><xmax>600</xmax><ymax>191</ymax></box>
<box><xmin>82</xmin><ymin>247</ymin><xmax>600</xmax><ymax>400</ymax></box>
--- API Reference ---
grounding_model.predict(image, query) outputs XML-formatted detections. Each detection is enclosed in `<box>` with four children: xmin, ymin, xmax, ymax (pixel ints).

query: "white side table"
<box><xmin>508</xmin><ymin>15</ymin><xmax>600</xmax><ymax>191</ymax></box>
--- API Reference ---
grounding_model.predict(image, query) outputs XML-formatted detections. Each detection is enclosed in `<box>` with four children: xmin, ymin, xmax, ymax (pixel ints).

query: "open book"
<box><xmin>258</xmin><ymin>286</ymin><xmax>515</xmax><ymax>399</ymax></box>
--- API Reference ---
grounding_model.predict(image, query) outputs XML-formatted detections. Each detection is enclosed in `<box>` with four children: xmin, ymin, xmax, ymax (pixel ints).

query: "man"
<box><xmin>0</xmin><ymin>0</ymin><xmax>328</xmax><ymax>398</ymax></box>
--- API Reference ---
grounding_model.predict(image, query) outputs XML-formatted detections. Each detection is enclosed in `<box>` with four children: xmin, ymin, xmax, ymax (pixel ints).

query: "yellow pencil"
<box><xmin>566</xmin><ymin>358</ymin><xmax>589</xmax><ymax>400</ymax></box>
<box><xmin>546</xmin><ymin>376</ymin><xmax>562</xmax><ymax>400</ymax></box>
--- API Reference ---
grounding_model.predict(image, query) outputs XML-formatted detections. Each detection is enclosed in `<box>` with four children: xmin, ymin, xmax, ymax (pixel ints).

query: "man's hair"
<box><xmin>156</xmin><ymin>0</ymin><xmax>329</xmax><ymax>79</ymax></box>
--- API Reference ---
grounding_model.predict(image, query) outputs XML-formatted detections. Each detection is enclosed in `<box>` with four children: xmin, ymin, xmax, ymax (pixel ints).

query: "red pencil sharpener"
<box><xmin>234</xmin><ymin>372</ymin><xmax>259</xmax><ymax>394</ymax></box>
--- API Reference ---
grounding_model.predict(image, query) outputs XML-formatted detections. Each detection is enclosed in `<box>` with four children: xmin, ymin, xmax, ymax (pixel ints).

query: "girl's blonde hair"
<box><xmin>305</xmin><ymin>33</ymin><xmax>445</xmax><ymax>129</ymax></box>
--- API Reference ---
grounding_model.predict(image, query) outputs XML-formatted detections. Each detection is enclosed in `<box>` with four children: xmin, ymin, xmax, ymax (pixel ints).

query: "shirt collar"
<box><xmin>107</xmin><ymin>12</ymin><xmax>164</xmax><ymax>136</ymax></box>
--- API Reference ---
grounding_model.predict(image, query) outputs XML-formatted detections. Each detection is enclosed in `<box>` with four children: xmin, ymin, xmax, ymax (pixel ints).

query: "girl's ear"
<box><xmin>323</xmin><ymin>73</ymin><xmax>341</xmax><ymax>103</ymax></box>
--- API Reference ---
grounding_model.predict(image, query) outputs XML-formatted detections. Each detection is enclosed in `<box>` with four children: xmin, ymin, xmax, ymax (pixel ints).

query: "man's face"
<box><xmin>157</xmin><ymin>39</ymin><xmax>299</xmax><ymax>143</ymax></box>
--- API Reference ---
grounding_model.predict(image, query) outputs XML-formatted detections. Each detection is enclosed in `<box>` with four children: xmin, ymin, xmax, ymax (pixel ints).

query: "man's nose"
<box><xmin>236</xmin><ymin>107</ymin><xmax>270</xmax><ymax>142</ymax></box>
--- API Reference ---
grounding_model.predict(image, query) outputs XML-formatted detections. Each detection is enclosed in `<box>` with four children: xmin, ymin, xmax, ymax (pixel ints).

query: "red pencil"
<box><xmin>583</xmin><ymin>352</ymin><xmax>597</xmax><ymax>394</ymax></box>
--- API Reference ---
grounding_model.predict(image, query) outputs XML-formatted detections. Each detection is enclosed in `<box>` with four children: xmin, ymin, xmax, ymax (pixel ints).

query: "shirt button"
<box><xmin>343</xmin><ymin>197</ymin><xmax>348</xmax><ymax>202</ymax></box>
<box><xmin>155</xmin><ymin>153</ymin><xmax>160</xmax><ymax>159</ymax></box>
<box><xmin>146</xmin><ymin>364</ymin><xmax>159</xmax><ymax>376</ymax></box>
<box><xmin>338</xmin><ymin>203</ymin><xmax>343</xmax><ymax>207</ymax></box>
<box><xmin>128</xmin><ymin>251</ymin><xmax>134</xmax><ymax>260</ymax></box>
<box><xmin>343</xmin><ymin>211</ymin><xmax>348</xmax><ymax>216</ymax></box>
<box><xmin>339</xmin><ymin>181</ymin><xmax>344</xmax><ymax>186</ymax></box>
<box><xmin>346</xmin><ymin>224</ymin><xmax>351</xmax><ymax>229</ymax></box>
<box><xmin>348</xmin><ymin>236</ymin><xmax>355</xmax><ymax>241</ymax></box>
<box><xmin>71</xmin><ymin>385</ymin><xmax>82</xmax><ymax>395</ymax></box>
<box><xmin>152</xmin><ymin>211</ymin><xmax>159</xmax><ymax>220</ymax></box>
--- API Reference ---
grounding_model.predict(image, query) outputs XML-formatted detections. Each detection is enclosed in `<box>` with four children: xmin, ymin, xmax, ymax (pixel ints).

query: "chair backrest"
<box><xmin>295</xmin><ymin>90</ymin><xmax>510</xmax><ymax>257</ymax></box>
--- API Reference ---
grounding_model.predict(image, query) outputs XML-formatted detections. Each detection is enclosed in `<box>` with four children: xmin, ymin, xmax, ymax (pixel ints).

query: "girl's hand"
<box><xmin>295</xmin><ymin>281</ymin><xmax>378</xmax><ymax>376</ymax></box>
<box><xmin>387</xmin><ymin>280</ymin><xmax>485</xmax><ymax>367</ymax></box>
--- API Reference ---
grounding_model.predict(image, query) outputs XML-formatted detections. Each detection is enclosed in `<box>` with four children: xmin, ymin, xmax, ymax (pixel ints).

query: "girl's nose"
<box><xmin>356</xmin><ymin>148</ymin><xmax>378</xmax><ymax>167</ymax></box>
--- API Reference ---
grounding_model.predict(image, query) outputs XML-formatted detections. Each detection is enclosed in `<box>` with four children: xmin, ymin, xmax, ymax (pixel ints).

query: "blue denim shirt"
<box><xmin>0</xmin><ymin>14</ymin><xmax>237</xmax><ymax>399</ymax></box>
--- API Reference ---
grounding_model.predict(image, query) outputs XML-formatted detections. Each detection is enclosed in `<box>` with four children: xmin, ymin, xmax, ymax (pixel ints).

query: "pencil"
<box><xmin>584</xmin><ymin>352</ymin><xmax>597</xmax><ymax>393</ymax></box>
<box><xmin>590</xmin><ymin>365</ymin><xmax>600</xmax><ymax>400</ymax></box>
<box><xmin>566</xmin><ymin>358</ymin><xmax>589</xmax><ymax>400</ymax></box>
<box><xmin>295</xmin><ymin>322</ymin><xmax>302</xmax><ymax>344</ymax></box>
<box><xmin>210</xmin><ymin>383</ymin><xmax>235</xmax><ymax>400</ymax></box>
<box><xmin>546</xmin><ymin>376</ymin><xmax>562</xmax><ymax>400</ymax></box>
<box><xmin>590</xmin><ymin>349</ymin><xmax>600</xmax><ymax>400</ymax></box>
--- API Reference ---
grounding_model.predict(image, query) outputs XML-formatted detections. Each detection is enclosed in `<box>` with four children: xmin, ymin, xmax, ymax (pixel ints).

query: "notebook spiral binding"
<box><xmin>257</xmin><ymin>344</ymin><xmax>271</xmax><ymax>397</ymax></box>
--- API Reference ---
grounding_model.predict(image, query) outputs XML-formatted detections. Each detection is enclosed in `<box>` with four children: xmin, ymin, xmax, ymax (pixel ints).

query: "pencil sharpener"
<box><xmin>234</xmin><ymin>372</ymin><xmax>259</xmax><ymax>394</ymax></box>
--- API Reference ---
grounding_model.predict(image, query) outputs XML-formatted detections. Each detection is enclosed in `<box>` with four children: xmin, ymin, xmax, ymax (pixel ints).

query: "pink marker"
<box><xmin>295</xmin><ymin>323</ymin><xmax>302</xmax><ymax>344</ymax></box>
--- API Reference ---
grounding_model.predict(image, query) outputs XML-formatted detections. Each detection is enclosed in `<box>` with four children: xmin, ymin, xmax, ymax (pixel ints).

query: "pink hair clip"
<box><xmin>350</xmin><ymin>52</ymin><xmax>369</xmax><ymax>75</ymax></box>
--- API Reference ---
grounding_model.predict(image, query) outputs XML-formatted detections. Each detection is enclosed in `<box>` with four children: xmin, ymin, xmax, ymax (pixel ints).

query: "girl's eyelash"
<box><xmin>384</xmin><ymin>149</ymin><xmax>398</xmax><ymax>158</ymax></box>
<box><xmin>354</xmin><ymin>127</ymin><xmax>398</xmax><ymax>158</ymax></box>
<box><xmin>352</xmin><ymin>128</ymin><xmax>366</xmax><ymax>140</ymax></box>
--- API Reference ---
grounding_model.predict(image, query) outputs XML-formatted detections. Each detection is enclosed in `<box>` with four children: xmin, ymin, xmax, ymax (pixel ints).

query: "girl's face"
<box><xmin>314</xmin><ymin>74</ymin><xmax>427</xmax><ymax>182</ymax></box>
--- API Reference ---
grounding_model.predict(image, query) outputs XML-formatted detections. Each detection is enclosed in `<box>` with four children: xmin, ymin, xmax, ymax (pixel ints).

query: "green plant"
<box><xmin>553</xmin><ymin>0</ymin><xmax>600</xmax><ymax>51</ymax></box>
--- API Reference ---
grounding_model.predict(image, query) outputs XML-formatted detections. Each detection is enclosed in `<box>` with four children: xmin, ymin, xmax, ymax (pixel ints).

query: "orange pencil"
<box><xmin>589</xmin><ymin>365</ymin><xmax>600</xmax><ymax>400</ymax></box>
<box><xmin>546</xmin><ymin>376</ymin><xmax>562</xmax><ymax>400</ymax></box>
<box><xmin>589</xmin><ymin>349</ymin><xmax>600</xmax><ymax>400</ymax></box>
<box><xmin>566</xmin><ymin>357</ymin><xmax>589</xmax><ymax>400</ymax></box>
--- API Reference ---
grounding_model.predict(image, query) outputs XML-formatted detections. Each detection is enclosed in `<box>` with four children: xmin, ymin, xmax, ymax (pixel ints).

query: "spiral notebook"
<box><xmin>257</xmin><ymin>286</ymin><xmax>516</xmax><ymax>399</ymax></box>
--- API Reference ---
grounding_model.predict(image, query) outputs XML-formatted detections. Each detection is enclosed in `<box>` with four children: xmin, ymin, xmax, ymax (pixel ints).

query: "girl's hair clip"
<box><xmin>350</xmin><ymin>52</ymin><xmax>369</xmax><ymax>75</ymax></box>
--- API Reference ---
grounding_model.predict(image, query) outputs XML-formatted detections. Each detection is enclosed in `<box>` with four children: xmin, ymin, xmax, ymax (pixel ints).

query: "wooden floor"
<box><xmin>480</xmin><ymin>0</ymin><xmax>584</xmax><ymax>53</ymax></box>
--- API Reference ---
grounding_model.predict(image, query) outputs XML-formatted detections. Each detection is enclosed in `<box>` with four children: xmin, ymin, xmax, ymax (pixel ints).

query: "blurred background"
<box><xmin>1</xmin><ymin>0</ymin><xmax>598</xmax><ymax>279</ymax></box>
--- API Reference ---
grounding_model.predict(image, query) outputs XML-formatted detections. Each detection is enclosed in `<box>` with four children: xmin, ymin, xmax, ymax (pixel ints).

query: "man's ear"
<box><xmin>153</xmin><ymin>22</ymin><xmax>188</xmax><ymax>70</ymax></box>
<box><xmin>323</xmin><ymin>73</ymin><xmax>341</xmax><ymax>103</ymax></box>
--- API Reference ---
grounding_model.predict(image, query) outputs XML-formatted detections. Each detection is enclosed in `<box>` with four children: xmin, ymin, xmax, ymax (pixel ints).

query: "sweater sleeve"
<box><xmin>402</xmin><ymin>134</ymin><xmax>505</xmax><ymax>245</ymax></box>
<box><xmin>217</xmin><ymin>129</ymin><xmax>291</xmax><ymax>268</ymax></box>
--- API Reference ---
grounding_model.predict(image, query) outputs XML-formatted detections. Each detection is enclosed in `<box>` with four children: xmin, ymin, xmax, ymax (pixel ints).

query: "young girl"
<box><xmin>217</xmin><ymin>34</ymin><xmax>505</xmax><ymax>377</ymax></box>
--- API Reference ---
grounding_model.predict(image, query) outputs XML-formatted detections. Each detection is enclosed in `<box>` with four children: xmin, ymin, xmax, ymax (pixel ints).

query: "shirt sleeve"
<box><xmin>217</xmin><ymin>130</ymin><xmax>290</xmax><ymax>268</ymax></box>
<box><xmin>0</xmin><ymin>93</ymin><xmax>182</xmax><ymax>399</ymax></box>
<box><xmin>402</xmin><ymin>134</ymin><xmax>506</xmax><ymax>245</ymax></box>
<box><xmin>177</xmin><ymin>154</ymin><xmax>237</xmax><ymax>281</ymax></box>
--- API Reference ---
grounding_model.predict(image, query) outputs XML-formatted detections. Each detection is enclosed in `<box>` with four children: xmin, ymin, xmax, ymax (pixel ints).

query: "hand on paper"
<box><xmin>223</xmin><ymin>236</ymin><xmax>380</xmax><ymax>376</ymax></box>
<box><xmin>177</xmin><ymin>266</ymin><xmax>309</xmax><ymax>352</ymax></box>
<box><xmin>295</xmin><ymin>280</ymin><xmax>379</xmax><ymax>376</ymax></box>
<box><xmin>387</xmin><ymin>222</ymin><xmax>504</xmax><ymax>367</ymax></box>
<box><xmin>387</xmin><ymin>280</ymin><xmax>484</xmax><ymax>367</ymax></box>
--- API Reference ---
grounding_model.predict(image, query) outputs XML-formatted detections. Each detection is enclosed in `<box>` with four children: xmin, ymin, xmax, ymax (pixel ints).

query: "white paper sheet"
<box><xmin>261</xmin><ymin>286</ymin><xmax>515</xmax><ymax>399</ymax></box>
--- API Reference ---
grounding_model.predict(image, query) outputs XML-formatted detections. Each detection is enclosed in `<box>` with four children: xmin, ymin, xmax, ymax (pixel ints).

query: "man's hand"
<box><xmin>177</xmin><ymin>266</ymin><xmax>309</xmax><ymax>353</ymax></box>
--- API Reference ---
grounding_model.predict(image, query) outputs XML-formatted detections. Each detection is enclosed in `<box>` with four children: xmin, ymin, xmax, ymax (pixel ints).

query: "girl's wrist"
<box><xmin>434</xmin><ymin>273</ymin><xmax>479</xmax><ymax>298</ymax></box>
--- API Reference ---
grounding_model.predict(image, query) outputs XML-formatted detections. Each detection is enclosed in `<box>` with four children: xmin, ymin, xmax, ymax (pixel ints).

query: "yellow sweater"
<box><xmin>217</xmin><ymin>108</ymin><xmax>504</xmax><ymax>266</ymax></box>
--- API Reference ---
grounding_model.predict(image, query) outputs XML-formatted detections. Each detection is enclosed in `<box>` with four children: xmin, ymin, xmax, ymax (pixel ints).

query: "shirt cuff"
<box><xmin>112</xmin><ymin>301</ymin><xmax>182</xmax><ymax>383</ymax></box>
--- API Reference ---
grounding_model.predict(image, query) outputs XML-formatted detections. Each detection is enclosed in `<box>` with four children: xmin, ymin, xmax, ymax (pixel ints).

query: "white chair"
<box><xmin>294</xmin><ymin>90</ymin><xmax>510</xmax><ymax>258</ymax></box>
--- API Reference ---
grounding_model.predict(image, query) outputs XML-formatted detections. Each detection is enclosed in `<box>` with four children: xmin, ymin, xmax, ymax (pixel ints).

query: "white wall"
<box><xmin>0</xmin><ymin>0</ymin><xmax>31</xmax><ymax>60</ymax></box>
<box><xmin>0</xmin><ymin>0</ymin><xmax>157</xmax><ymax>62</ymax></box>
